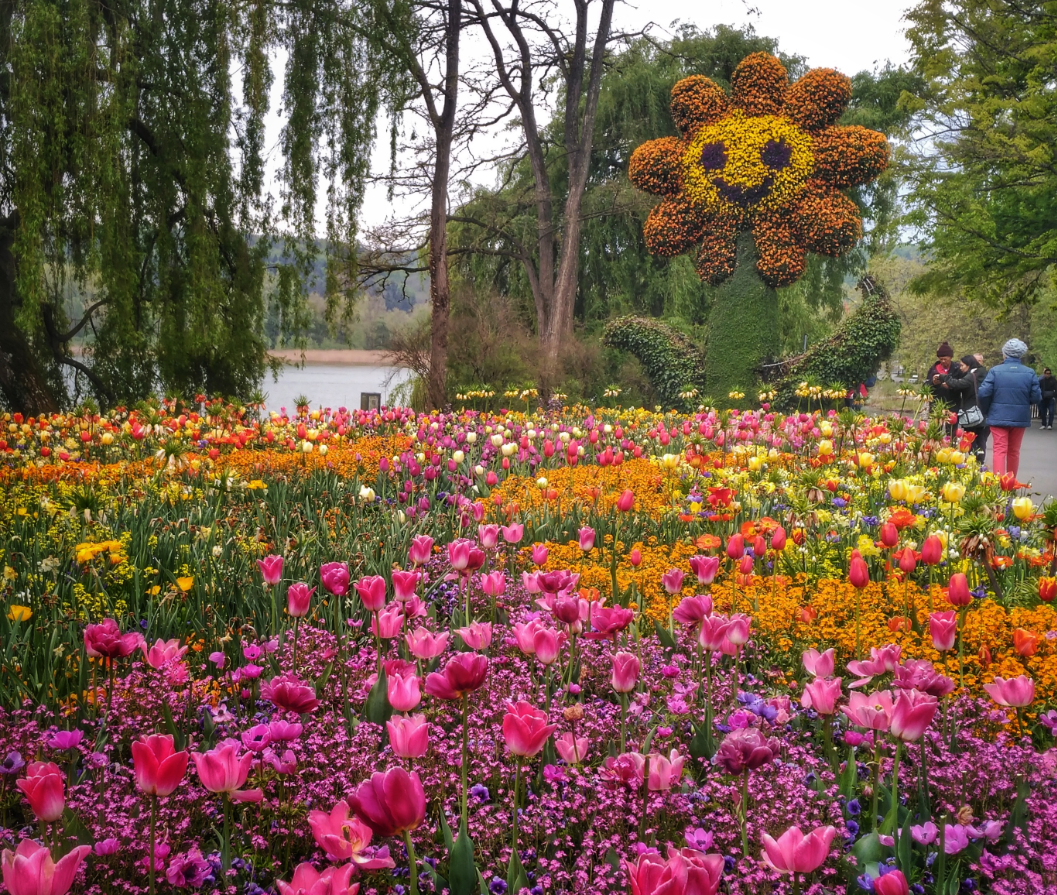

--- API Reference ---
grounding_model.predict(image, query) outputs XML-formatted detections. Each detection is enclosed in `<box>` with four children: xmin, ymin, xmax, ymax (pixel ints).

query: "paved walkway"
<box><xmin>990</xmin><ymin>424</ymin><xmax>1057</xmax><ymax>499</ymax></box>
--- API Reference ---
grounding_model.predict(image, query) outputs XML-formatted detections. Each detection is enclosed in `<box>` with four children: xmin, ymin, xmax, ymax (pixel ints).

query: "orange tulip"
<box><xmin>1013</xmin><ymin>628</ymin><xmax>1039</xmax><ymax>657</ymax></box>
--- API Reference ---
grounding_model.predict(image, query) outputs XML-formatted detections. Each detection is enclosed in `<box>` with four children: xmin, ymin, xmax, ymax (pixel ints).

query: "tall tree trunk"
<box><xmin>427</xmin><ymin>122</ymin><xmax>455</xmax><ymax>410</ymax></box>
<box><xmin>0</xmin><ymin>211</ymin><xmax>60</xmax><ymax>415</ymax></box>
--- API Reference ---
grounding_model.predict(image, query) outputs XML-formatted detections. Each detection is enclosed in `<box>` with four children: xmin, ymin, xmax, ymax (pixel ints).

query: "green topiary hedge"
<box><xmin>602</xmin><ymin>316</ymin><xmax>707</xmax><ymax>408</ymax></box>
<box><xmin>764</xmin><ymin>274</ymin><xmax>901</xmax><ymax>405</ymax></box>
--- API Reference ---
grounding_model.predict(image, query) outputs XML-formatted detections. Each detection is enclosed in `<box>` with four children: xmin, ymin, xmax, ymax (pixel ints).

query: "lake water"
<box><xmin>262</xmin><ymin>364</ymin><xmax>410</xmax><ymax>412</ymax></box>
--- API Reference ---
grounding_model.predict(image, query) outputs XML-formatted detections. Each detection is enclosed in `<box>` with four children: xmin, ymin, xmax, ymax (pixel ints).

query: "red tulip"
<box><xmin>616</xmin><ymin>490</ymin><xmax>635</xmax><ymax>512</ymax></box>
<box><xmin>132</xmin><ymin>734</ymin><xmax>188</xmax><ymax>797</ymax></box>
<box><xmin>879</xmin><ymin>522</ymin><xmax>898</xmax><ymax>548</ymax></box>
<box><xmin>873</xmin><ymin>869</ymin><xmax>910</xmax><ymax>895</ymax></box>
<box><xmin>761</xmin><ymin>824</ymin><xmax>836</xmax><ymax>874</ymax></box>
<box><xmin>849</xmin><ymin>550</ymin><xmax>869</xmax><ymax>589</ymax></box>
<box><xmin>610</xmin><ymin>651</ymin><xmax>640</xmax><ymax>693</ymax></box>
<box><xmin>424</xmin><ymin>653</ymin><xmax>489</xmax><ymax>700</ymax></box>
<box><xmin>920</xmin><ymin>535</ymin><xmax>943</xmax><ymax>566</ymax></box>
<box><xmin>1013</xmin><ymin>628</ymin><xmax>1039</xmax><ymax>657</ymax></box>
<box><xmin>257</xmin><ymin>555</ymin><xmax>283</xmax><ymax>585</ymax></box>
<box><xmin>1</xmin><ymin>840</ymin><xmax>91</xmax><ymax>895</ymax></box>
<box><xmin>16</xmin><ymin>762</ymin><xmax>65</xmax><ymax>822</ymax></box>
<box><xmin>946</xmin><ymin>573</ymin><xmax>971</xmax><ymax>607</ymax></box>
<box><xmin>83</xmin><ymin>618</ymin><xmax>143</xmax><ymax>659</ymax></box>
<box><xmin>726</xmin><ymin>534</ymin><xmax>745</xmax><ymax>560</ymax></box>
<box><xmin>1039</xmin><ymin>577</ymin><xmax>1057</xmax><ymax>602</ymax></box>
<box><xmin>770</xmin><ymin>526</ymin><xmax>787</xmax><ymax>551</ymax></box>
<box><xmin>896</xmin><ymin>548</ymin><xmax>917</xmax><ymax>576</ymax></box>
<box><xmin>387</xmin><ymin>714</ymin><xmax>429</xmax><ymax>759</ymax></box>
<box><xmin>502</xmin><ymin>701</ymin><xmax>558</xmax><ymax>758</ymax></box>
<box><xmin>348</xmin><ymin>767</ymin><xmax>426</xmax><ymax>838</ymax></box>
<box><xmin>629</xmin><ymin>548</ymin><xmax>642</xmax><ymax>567</ymax></box>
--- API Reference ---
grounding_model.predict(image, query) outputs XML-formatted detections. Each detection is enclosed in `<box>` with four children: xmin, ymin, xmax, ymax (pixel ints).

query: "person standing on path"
<box><xmin>926</xmin><ymin>342</ymin><xmax>955</xmax><ymax>414</ymax></box>
<box><xmin>977</xmin><ymin>339</ymin><xmax>1042</xmax><ymax>476</ymax></box>
<box><xmin>1038</xmin><ymin>368</ymin><xmax>1056</xmax><ymax>429</ymax></box>
<box><xmin>938</xmin><ymin>355</ymin><xmax>988</xmax><ymax>462</ymax></box>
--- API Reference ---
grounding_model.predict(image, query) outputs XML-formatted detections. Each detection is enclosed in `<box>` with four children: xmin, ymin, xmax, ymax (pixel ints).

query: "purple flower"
<box><xmin>166</xmin><ymin>847</ymin><xmax>212</xmax><ymax>888</ymax></box>
<box><xmin>0</xmin><ymin>751</ymin><xmax>25</xmax><ymax>775</ymax></box>
<box><xmin>95</xmin><ymin>838</ymin><xmax>120</xmax><ymax>856</ymax></box>
<box><xmin>47</xmin><ymin>729</ymin><xmax>84</xmax><ymax>751</ymax></box>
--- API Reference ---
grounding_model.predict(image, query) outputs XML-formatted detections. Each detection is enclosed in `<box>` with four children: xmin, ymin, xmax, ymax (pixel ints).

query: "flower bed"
<box><xmin>0</xmin><ymin>401</ymin><xmax>1056</xmax><ymax>895</ymax></box>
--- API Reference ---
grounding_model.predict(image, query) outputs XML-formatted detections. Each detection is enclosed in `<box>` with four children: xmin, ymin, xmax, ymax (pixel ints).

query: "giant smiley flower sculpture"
<box><xmin>630</xmin><ymin>52</ymin><xmax>888</xmax><ymax>286</ymax></box>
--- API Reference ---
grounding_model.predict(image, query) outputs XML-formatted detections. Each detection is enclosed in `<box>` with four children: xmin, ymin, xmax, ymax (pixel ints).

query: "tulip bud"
<box><xmin>946</xmin><ymin>572</ymin><xmax>971</xmax><ymax>607</ymax></box>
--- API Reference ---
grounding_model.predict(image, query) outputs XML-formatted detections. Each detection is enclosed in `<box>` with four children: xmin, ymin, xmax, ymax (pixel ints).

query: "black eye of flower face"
<box><xmin>761</xmin><ymin>138</ymin><xmax>792</xmax><ymax>170</ymax></box>
<box><xmin>699</xmin><ymin>141</ymin><xmax>727</xmax><ymax>171</ymax></box>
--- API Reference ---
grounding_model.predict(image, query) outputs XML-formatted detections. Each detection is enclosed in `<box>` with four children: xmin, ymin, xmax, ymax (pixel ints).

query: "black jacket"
<box><xmin>1040</xmin><ymin>374</ymin><xmax>1057</xmax><ymax>400</ymax></box>
<box><xmin>927</xmin><ymin>361</ymin><xmax>957</xmax><ymax>408</ymax></box>
<box><xmin>939</xmin><ymin>366</ymin><xmax>983</xmax><ymax>415</ymax></box>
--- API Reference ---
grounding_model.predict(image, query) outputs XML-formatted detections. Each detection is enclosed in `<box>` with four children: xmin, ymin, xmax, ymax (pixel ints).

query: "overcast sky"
<box><xmin>265</xmin><ymin>0</ymin><xmax>915</xmax><ymax>232</ymax></box>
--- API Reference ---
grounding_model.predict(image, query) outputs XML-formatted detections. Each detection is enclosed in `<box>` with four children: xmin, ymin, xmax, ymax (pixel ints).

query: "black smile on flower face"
<box><xmin>698</xmin><ymin>136</ymin><xmax>793</xmax><ymax>207</ymax></box>
<box><xmin>713</xmin><ymin>176</ymin><xmax>776</xmax><ymax>206</ymax></box>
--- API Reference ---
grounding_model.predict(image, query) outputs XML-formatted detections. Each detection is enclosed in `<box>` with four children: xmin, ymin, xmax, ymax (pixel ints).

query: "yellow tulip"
<box><xmin>819</xmin><ymin>421</ymin><xmax>833</xmax><ymax>437</ymax></box>
<box><xmin>905</xmin><ymin>484</ymin><xmax>928</xmax><ymax>504</ymax></box>
<box><xmin>858</xmin><ymin>451</ymin><xmax>874</xmax><ymax>468</ymax></box>
<box><xmin>818</xmin><ymin>439</ymin><xmax>833</xmax><ymax>456</ymax></box>
<box><xmin>949</xmin><ymin>451</ymin><xmax>965</xmax><ymax>465</ymax></box>
<box><xmin>1012</xmin><ymin>497</ymin><xmax>1034</xmax><ymax>521</ymax></box>
<box><xmin>7</xmin><ymin>605</ymin><xmax>32</xmax><ymax>622</ymax></box>
<box><xmin>748</xmin><ymin>456</ymin><xmax>764</xmax><ymax>471</ymax></box>
<box><xmin>941</xmin><ymin>482</ymin><xmax>965</xmax><ymax>503</ymax></box>
<box><xmin>176</xmin><ymin>576</ymin><xmax>194</xmax><ymax>592</ymax></box>
<box><xmin>936</xmin><ymin>448</ymin><xmax>951</xmax><ymax>464</ymax></box>
<box><xmin>888</xmin><ymin>479</ymin><xmax>908</xmax><ymax>501</ymax></box>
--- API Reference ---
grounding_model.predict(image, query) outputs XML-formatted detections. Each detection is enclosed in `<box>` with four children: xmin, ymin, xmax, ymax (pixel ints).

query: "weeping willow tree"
<box><xmin>0</xmin><ymin>0</ymin><xmax>409</xmax><ymax>413</ymax></box>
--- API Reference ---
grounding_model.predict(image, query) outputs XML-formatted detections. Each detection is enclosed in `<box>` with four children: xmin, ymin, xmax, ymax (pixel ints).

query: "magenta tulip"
<box><xmin>873</xmin><ymin>869</ymin><xmax>910</xmax><ymax>895</ymax></box>
<box><xmin>371</xmin><ymin>603</ymin><xmax>404</xmax><ymax>640</ymax></box>
<box><xmin>480</xmin><ymin>571</ymin><xmax>506</xmax><ymax>596</ymax></box>
<box><xmin>348</xmin><ymin>766</ymin><xmax>426</xmax><ymax>837</ymax></box>
<box><xmin>501</xmin><ymin>523</ymin><xmax>524</xmax><ymax>544</ymax></box>
<box><xmin>699</xmin><ymin>614</ymin><xmax>731</xmax><ymax>652</ymax></box>
<box><xmin>408</xmin><ymin>535</ymin><xmax>433</xmax><ymax>567</ymax></box>
<box><xmin>929</xmin><ymin>611</ymin><xmax>958</xmax><ymax>651</ymax></box>
<box><xmin>661</xmin><ymin>568</ymin><xmax>685</xmax><ymax>595</ymax></box>
<box><xmin>131</xmin><ymin>734</ymin><xmax>188</xmax><ymax>797</ymax></box>
<box><xmin>889</xmin><ymin>689</ymin><xmax>938</xmax><ymax>742</ymax></box>
<box><xmin>308</xmin><ymin>800</ymin><xmax>395</xmax><ymax>868</ymax></box>
<box><xmin>447</xmin><ymin>538</ymin><xmax>473</xmax><ymax>571</ymax></box>
<box><xmin>391</xmin><ymin>570</ymin><xmax>420</xmax><ymax>601</ymax></box>
<box><xmin>456</xmin><ymin>621</ymin><xmax>492</xmax><ymax>651</ymax></box>
<box><xmin>502</xmin><ymin>701</ymin><xmax>558</xmax><ymax>758</ymax></box>
<box><xmin>801</xmin><ymin>677</ymin><xmax>842</xmax><ymax>716</ymax></box>
<box><xmin>555</xmin><ymin>732</ymin><xmax>589</xmax><ymax>764</ymax></box>
<box><xmin>532</xmin><ymin>627</ymin><xmax>562</xmax><ymax>666</ymax></box>
<box><xmin>320</xmin><ymin>562</ymin><xmax>350</xmax><ymax>597</ymax></box>
<box><xmin>275</xmin><ymin>862</ymin><xmax>358</xmax><ymax>895</ymax></box>
<box><xmin>355</xmin><ymin>576</ymin><xmax>387</xmax><ymax>612</ymax></box>
<box><xmin>802</xmin><ymin>648</ymin><xmax>835</xmax><ymax>679</ymax></box>
<box><xmin>257</xmin><ymin>554</ymin><xmax>283</xmax><ymax>585</ymax></box>
<box><xmin>141</xmin><ymin>638</ymin><xmax>188</xmax><ymax>670</ymax></box>
<box><xmin>842</xmin><ymin>690</ymin><xmax>895</xmax><ymax>731</ymax></box>
<box><xmin>1</xmin><ymin>840</ymin><xmax>91</xmax><ymax>895</ymax></box>
<box><xmin>191</xmin><ymin>741</ymin><xmax>262</xmax><ymax>802</ymax></box>
<box><xmin>578</xmin><ymin>527</ymin><xmax>595</xmax><ymax>551</ymax></box>
<box><xmin>405</xmin><ymin>628</ymin><xmax>449</xmax><ymax>660</ymax></box>
<box><xmin>714</xmin><ymin>728</ymin><xmax>779</xmax><ymax>775</ymax></box>
<box><xmin>689</xmin><ymin>555</ymin><xmax>720</xmax><ymax>584</ymax></box>
<box><xmin>761</xmin><ymin>824</ymin><xmax>836</xmax><ymax>874</ymax></box>
<box><xmin>984</xmin><ymin>674</ymin><xmax>1035</xmax><ymax>708</ymax></box>
<box><xmin>387</xmin><ymin>669</ymin><xmax>422</xmax><ymax>713</ymax></box>
<box><xmin>261</xmin><ymin>673</ymin><xmax>320</xmax><ymax>714</ymax></box>
<box><xmin>673</xmin><ymin>594</ymin><xmax>713</xmax><ymax>627</ymax></box>
<box><xmin>16</xmin><ymin>762</ymin><xmax>65</xmax><ymax>823</ymax></box>
<box><xmin>387</xmin><ymin>714</ymin><xmax>429</xmax><ymax>759</ymax></box>
<box><xmin>83</xmin><ymin>618</ymin><xmax>143</xmax><ymax>659</ymax></box>
<box><xmin>424</xmin><ymin>653</ymin><xmax>489</xmax><ymax>700</ymax></box>
<box><xmin>624</xmin><ymin>846</ymin><xmax>723</xmax><ymax>895</ymax></box>
<box><xmin>530</xmin><ymin>544</ymin><xmax>548</xmax><ymax>565</ymax></box>
<box><xmin>610</xmin><ymin>651</ymin><xmax>640</xmax><ymax>693</ymax></box>
<box><xmin>287</xmin><ymin>583</ymin><xmax>315</xmax><ymax>618</ymax></box>
<box><xmin>646</xmin><ymin>749</ymin><xmax>685</xmax><ymax>791</ymax></box>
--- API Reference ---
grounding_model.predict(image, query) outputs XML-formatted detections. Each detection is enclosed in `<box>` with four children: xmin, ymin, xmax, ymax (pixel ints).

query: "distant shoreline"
<box><xmin>268</xmin><ymin>349</ymin><xmax>393</xmax><ymax>367</ymax></box>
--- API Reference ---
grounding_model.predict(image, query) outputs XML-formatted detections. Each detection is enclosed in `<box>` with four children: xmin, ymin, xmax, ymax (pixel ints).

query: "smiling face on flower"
<box><xmin>628</xmin><ymin>52</ymin><xmax>889</xmax><ymax>288</ymax></box>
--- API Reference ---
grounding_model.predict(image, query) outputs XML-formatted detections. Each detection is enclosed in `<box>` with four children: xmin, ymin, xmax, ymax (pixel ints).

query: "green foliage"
<box><xmin>903</xmin><ymin>0</ymin><xmax>1057</xmax><ymax>308</ymax></box>
<box><xmin>769</xmin><ymin>277</ymin><xmax>901</xmax><ymax>405</ymax></box>
<box><xmin>0</xmin><ymin>0</ymin><xmax>411</xmax><ymax>410</ymax></box>
<box><xmin>601</xmin><ymin>316</ymin><xmax>706</xmax><ymax>409</ymax></box>
<box><xmin>703</xmin><ymin>234</ymin><xmax>779</xmax><ymax>399</ymax></box>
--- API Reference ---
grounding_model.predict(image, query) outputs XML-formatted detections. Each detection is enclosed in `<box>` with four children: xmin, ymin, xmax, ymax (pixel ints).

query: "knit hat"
<box><xmin>936</xmin><ymin>342</ymin><xmax>953</xmax><ymax>358</ymax></box>
<box><xmin>1002</xmin><ymin>338</ymin><xmax>1028</xmax><ymax>359</ymax></box>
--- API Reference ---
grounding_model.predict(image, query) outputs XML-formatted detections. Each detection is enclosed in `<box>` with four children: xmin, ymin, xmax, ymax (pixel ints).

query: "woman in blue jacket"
<box><xmin>977</xmin><ymin>339</ymin><xmax>1042</xmax><ymax>476</ymax></box>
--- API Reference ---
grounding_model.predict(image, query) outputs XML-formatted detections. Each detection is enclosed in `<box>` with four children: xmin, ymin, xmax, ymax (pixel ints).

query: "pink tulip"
<box><xmin>261</xmin><ymin>673</ymin><xmax>320</xmax><ymax>714</ymax></box>
<box><xmin>447</xmin><ymin>538</ymin><xmax>473</xmax><ymax>571</ymax></box>
<box><xmin>770</xmin><ymin>526</ymin><xmax>787</xmax><ymax>551</ymax></box>
<box><xmin>801</xmin><ymin>677</ymin><xmax>842</xmax><ymax>716</ymax></box>
<box><xmin>481</xmin><ymin>571</ymin><xmax>506</xmax><ymax>596</ymax></box>
<box><xmin>1</xmin><ymin>840</ymin><xmax>91</xmax><ymax>895</ymax></box>
<box><xmin>241</xmin><ymin>724</ymin><xmax>272</xmax><ymax>753</ymax></box>
<box><xmin>131</xmin><ymin>734</ymin><xmax>188</xmax><ymax>797</ymax></box>
<box><xmin>320</xmin><ymin>562</ymin><xmax>350</xmax><ymax>597</ymax></box>
<box><xmin>726</xmin><ymin>534</ymin><xmax>745</xmax><ymax>560</ymax></box>
<box><xmin>502</xmin><ymin>701</ymin><xmax>558</xmax><ymax>758</ymax></box>
<box><xmin>761</xmin><ymin>824</ymin><xmax>836</xmax><ymax>874</ymax></box>
<box><xmin>387</xmin><ymin>714</ymin><xmax>429</xmax><ymax>759</ymax></box>
<box><xmin>387</xmin><ymin>669</ymin><xmax>422</xmax><ymax>713</ymax></box>
<box><xmin>191</xmin><ymin>741</ymin><xmax>262</xmax><ymax>802</ymax></box>
<box><xmin>501</xmin><ymin>523</ymin><xmax>524</xmax><ymax>544</ymax></box>
<box><xmin>286</xmin><ymin>583</ymin><xmax>315</xmax><ymax>618</ymax></box>
<box><xmin>16</xmin><ymin>762</ymin><xmax>65</xmax><ymax>823</ymax></box>
<box><xmin>371</xmin><ymin>603</ymin><xmax>404</xmax><ymax>640</ymax></box>
<box><xmin>689</xmin><ymin>555</ymin><xmax>720</xmax><ymax>584</ymax></box>
<box><xmin>512</xmin><ymin>620</ymin><xmax>543</xmax><ymax>655</ymax></box>
<box><xmin>802</xmin><ymin>648</ymin><xmax>835</xmax><ymax>678</ymax></box>
<box><xmin>522</xmin><ymin>571</ymin><xmax>542</xmax><ymax>593</ymax></box>
<box><xmin>661</xmin><ymin>568</ymin><xmax>685</xmax><ymax>595</ymax></box>
<box><xmin>83</xmin><ymin>618</ymin><xmax>143</xmax><ymax>659</ymax></box>
<box><xmin>929</xmin><ymin>611</ymin><xmax>957</xmax><ymax>651</ymax></box>
<box><xmin>699</xmin><ymin>614</ymin><xmax>731</xmax><ymax>652</ymax></box>
<box><xmin>275</xmin><ymin>862</ymin><xmax>358</xmax><ymax>895</ymax></box>
<box><xmin>946</xmin><ymin>572</ymin><xmax>971</xmax><ymax>607</ymax></box>
<box><xmin>530</xmin><ymin>544</ymin><xmax>548</xmax><ymax>565</ymax></box>
<box><xmin>585</xmin><ymin>605</ymin><xmax>634</xmax><ymax>640</ymax></box>
<box><xmin>714</xmin><ymin>728</ymin><xmax>779</xmax><ymax>775</ymax></box>
<box><xmin>725</xmin><ymin>613</ymin><xmax>751</xmax><ymax>646</ymax></box>
<box><xmin>842</xmin><ymin>690</ymin><xmax>895</xmax><ymax>731</ymax></box>
<box><xmin>847</xmin><ymin>644</ymin><xmax>903</xmax><ymax>687</ymax></box>
<box><xmin>889</xmin><ymin>689</ymin><xmax>938</xmax><ymax>742</ymax></box>
<box><xmin>611</xmin><ymin>651</ymin><xmax>640</xmax><ymax>693</ymax></box>
<box><xmin>355</xmin><ymin>576</ymin><xmax>387</xmax><ymax>612</ymax></box>
<box><xmin>555</xmin><ymin>732</ymin><xmax>589</xmax><ymax>764</ymax></box>
<box><xmin>391</xmin><ymin>571</ymin><xmax>420</xmax><ymax>602</ymax></box>
<box><xmin>873</xmin><ymin>869</ymin><xmax>910</xmax><ymax>895</ymax></box>
<box><xmin>257</xmin><ymin>554</ymin><xmax>283</xmax><ymax>585</ymax></box>
<box><xmin>405</xmin><ymin>628</ymin><xmax>449</xmax><ymax>660</ymax></box>
<box><xmin>477</xmin><ymin>524</ymin><xmax>499</xmax><ymax>549</ymax></box>
<box><xmin>532</xmin><ymin>627</ymin><xmax>562</xmax><ymax>666</ymax></box>
<box><xmin>348</xmin><ymin>766</ymin><xmax>426</xmax><ymax>837</ymax></box>
<box><xmin>408</xmin><ymin>535</ymin><xmax>433</xmax><ymax>566</ymax></box>
<box><xmin>624</xmin><ymin>846</ymin><xmax>723</xmax><ymax>895</ymax></box>
<box><xmin>307</xmin><ymin>800</ymin><xmax>395</xmax><ymax>868</ymax></box>
<box><xmin>424</xmin><ymin>653</ymin><xmax>489</xmax><ymax>700</ymax></box>
<box><xmin>616</xmin><ymin>490</ymin><xmax>635</xmax><ymax>512</ymax></box>
<box><xmin>672</xmin><ymin>594</ymin><xmax>712</xmax><ymax>627</ymax></box>
<box><xmin>578</xmin><ymin>527</ymin><xmax>595</xmax><ymax>551</ymax></box>
<box><xmin>849</xmin><ymin>550</ymin><xmax>869</xmax><ymax>589</ymax></box>
<box><xmin>141</xmin><ymin>638</ymin><xmax>188</xmax><ymax>670</ymax></box>
<box><xmin>646</xmin><ymin>749</ymin><xmax>685</xmax><ymax>791</ymax></box>
<box><xmin>457</xmin><ymin>621</ymin><xmax>492</xmax><ymax>651</ymax></box>
<box><xmin>984</xmin><ymin>675</ymin><xmax>1035</xmax><ymax>708</ymax></box>
<box><xmin>920</xmin><ymin>535</ymin><xmax>943</xmax><ymax>565</ymax></box>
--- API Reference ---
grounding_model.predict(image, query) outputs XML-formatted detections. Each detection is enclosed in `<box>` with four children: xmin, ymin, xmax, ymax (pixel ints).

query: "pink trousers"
<box><xmin>990</xmin><ymin>426</ymin><xmax>1025</xmax><ymax>476</ymax></box>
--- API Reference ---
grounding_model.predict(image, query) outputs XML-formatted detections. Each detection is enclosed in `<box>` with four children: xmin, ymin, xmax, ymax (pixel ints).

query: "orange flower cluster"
<box><xmin>628</xmin><ymin>52</ymin><xmax>889</xmax><ymax>287</ymax></box>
